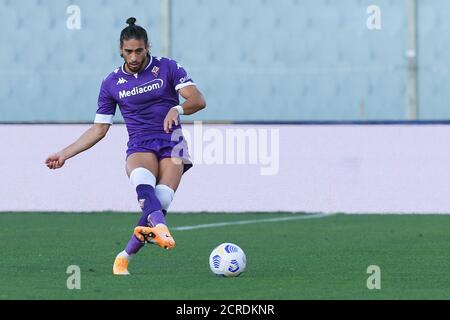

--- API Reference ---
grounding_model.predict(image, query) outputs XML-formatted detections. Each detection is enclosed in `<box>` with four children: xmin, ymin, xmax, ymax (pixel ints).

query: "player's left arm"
<box><xmin>178</xmin><ymin>85</ymin><xmax>206</xmax><ymax>115</ymax></box>
<box><xmin>164</xmin><ymin>86</ymin><xmax>206</xmax><ymax>133</ymax></box>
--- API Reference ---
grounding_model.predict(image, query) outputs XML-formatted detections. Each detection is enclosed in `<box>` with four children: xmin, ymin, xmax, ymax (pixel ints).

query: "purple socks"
<box><xmin>146</xmin><ymin>210</ymin><xmax>166</xmax><ymax>227</ymax></box>
<box><xmin>135</xmin><ymin>184</ymin><xmax>167</xmax><ymax>227</ymax></box>
<box><xmin>124</xmin><ymin>184</ymin><xmax>167</xmax><ymax>255</ymax></box>
<box><xmin>125</xmin><ymin>234</ymin><xmax>144</xmax><ymax>255</ymax></box>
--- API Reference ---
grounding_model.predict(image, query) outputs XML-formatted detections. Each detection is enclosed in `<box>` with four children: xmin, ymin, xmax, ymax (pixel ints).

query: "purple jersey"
<box><xmin>95</xmin><ymin>56</ymin><xmax>195</xmax><ymax>140</ymax></box>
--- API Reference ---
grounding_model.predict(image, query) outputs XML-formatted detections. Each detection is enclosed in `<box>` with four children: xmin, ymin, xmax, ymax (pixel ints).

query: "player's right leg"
<box><xmin>134</xmin><ymin>157</ymin><xmax>184</xmax><ymax>251</ymax></box>
<box><xmin>127</xmin><ymin>153</ymin><xmax>176</xmax><ymax>251</ymax></box>
<box><xmin>114</xmin><ymin>152</ymin><xmax>168</xmax><ymax>275</ymax></box>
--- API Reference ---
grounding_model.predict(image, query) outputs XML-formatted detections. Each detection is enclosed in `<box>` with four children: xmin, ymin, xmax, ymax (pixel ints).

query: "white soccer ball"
<box><xmin>209</xmin><ymin>243</ymin><xmax>246</xmax><ymax>277</ymax></box>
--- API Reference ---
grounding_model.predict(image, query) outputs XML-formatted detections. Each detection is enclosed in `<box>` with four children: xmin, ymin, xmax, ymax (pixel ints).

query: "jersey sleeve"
<box><xmin>95</xmin><ymin>79</ymin><xmax>117</xmax><ymax>124</ymax></box>
<box><xmin>170</xmin><ymin>60</ymin><xmax>196</xmax><ymax>91</ymax></box>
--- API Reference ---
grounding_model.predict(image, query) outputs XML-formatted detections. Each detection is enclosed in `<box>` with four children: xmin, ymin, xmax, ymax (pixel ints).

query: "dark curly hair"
<box><xmin>120</xmin><ymin>17</ymin><xmax>149</xmax><ymax>48</ymax></box>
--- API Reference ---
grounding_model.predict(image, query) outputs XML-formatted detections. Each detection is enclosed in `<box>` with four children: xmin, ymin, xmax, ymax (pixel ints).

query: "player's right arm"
<box><xmin>45</xmin><ymin>123</ymin><xmax>110</xmax><ymax>170</ymax></box>
<box><xmin>45</xmin><ymin>75</ymin><xmax>117</xmax><ymax>170</ymax></box>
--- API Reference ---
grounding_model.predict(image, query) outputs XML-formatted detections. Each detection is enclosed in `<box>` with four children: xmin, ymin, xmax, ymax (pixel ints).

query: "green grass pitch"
<box><xmin>1</xmin><ymin>212</ymin><xmax>450</xmax><ymax>300</ymax></box>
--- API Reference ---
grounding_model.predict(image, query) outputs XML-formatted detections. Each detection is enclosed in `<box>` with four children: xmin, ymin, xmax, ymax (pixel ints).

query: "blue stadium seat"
<box><xmin>3</xmin><ymin>0</ymin><xmax>450</xmax><ymax>121</ymax></box>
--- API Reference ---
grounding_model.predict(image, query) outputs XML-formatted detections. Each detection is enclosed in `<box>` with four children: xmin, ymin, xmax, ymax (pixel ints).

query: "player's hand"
<box><xmin>163</xmin><ymin>108</ymin><xmax>180</xmax><ymax>133</ymax></box>
<box><xmin>45</xmin><ymin>152</ymin><xmax>66</xmax><ymax>170</ymax></box>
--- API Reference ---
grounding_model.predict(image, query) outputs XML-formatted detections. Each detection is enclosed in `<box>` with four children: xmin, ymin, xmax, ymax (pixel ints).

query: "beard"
<box><xmin>127</xmin><ymin>61</ymin><xmax>144</xmax><ymax>72</ymax></box>
<box><xmin>126</xmin><ymin>54</ymin><xmax>149</xmax><ymax>73</ymax></box>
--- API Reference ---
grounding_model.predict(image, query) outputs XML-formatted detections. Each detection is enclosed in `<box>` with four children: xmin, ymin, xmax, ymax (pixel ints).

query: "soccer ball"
<box><xmin>209</xmin><ymin>243</ymin><xmax>246</xmax><ymax>277</ymax></box>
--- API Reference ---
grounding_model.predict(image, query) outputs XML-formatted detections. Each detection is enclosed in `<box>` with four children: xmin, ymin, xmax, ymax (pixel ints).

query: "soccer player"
<box><xmin>45</xmin><ymin>17</ymin><xmax>206</xmax><ymax>275</ymax></box>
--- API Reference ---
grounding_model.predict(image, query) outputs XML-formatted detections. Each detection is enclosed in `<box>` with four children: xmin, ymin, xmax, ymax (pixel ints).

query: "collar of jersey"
<box><xmin>121</xmin><ymin>55</ymin><xmax>153</xmax><ymax>77</ymax></box>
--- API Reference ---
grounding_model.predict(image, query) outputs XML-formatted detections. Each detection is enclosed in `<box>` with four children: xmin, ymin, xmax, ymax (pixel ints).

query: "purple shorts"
<box><xmin>126</xmin><ymin>135</ymin><xmax>193</xmax><ymax>173</ymax></box>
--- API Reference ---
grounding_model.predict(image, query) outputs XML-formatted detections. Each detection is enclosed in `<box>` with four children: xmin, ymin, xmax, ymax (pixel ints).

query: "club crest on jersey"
<box><xmin>138</xmin><ymin>199</ymin><xmax>146</xmax><ymax>209</ymax></box>
<box><xmin>151</xmin><ymin>66</ymin><xmax>160</xmax><ymax>77</ymax></box>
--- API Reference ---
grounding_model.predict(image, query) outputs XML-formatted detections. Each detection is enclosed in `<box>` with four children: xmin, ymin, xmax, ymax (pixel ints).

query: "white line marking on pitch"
<box><xmin>172</xmin><ymin>213</ymin><xmax>334</xmax><ymax>231</ymax></box>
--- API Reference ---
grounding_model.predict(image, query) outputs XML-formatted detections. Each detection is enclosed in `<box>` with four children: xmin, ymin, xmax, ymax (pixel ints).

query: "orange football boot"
<box><xmin>113</xmin><ymin>255</ymin><xmax>130</xmax><ymax>275</ymax></box>
<box><xmin>134</xmin><ymin>225</ymin><xmax>176</xmax><ymax>250</ymax></box>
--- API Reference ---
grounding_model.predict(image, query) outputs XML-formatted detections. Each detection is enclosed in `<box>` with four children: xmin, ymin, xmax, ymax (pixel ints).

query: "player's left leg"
<box><xmin>153</xmin><ymin>134</ymin><xmax>192</xmax><ymax>212</ymax></box>
<box><xmin>155</xmin><ymin>157</ymin><xmax>185</xmax><ymax>211</ymax></box>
